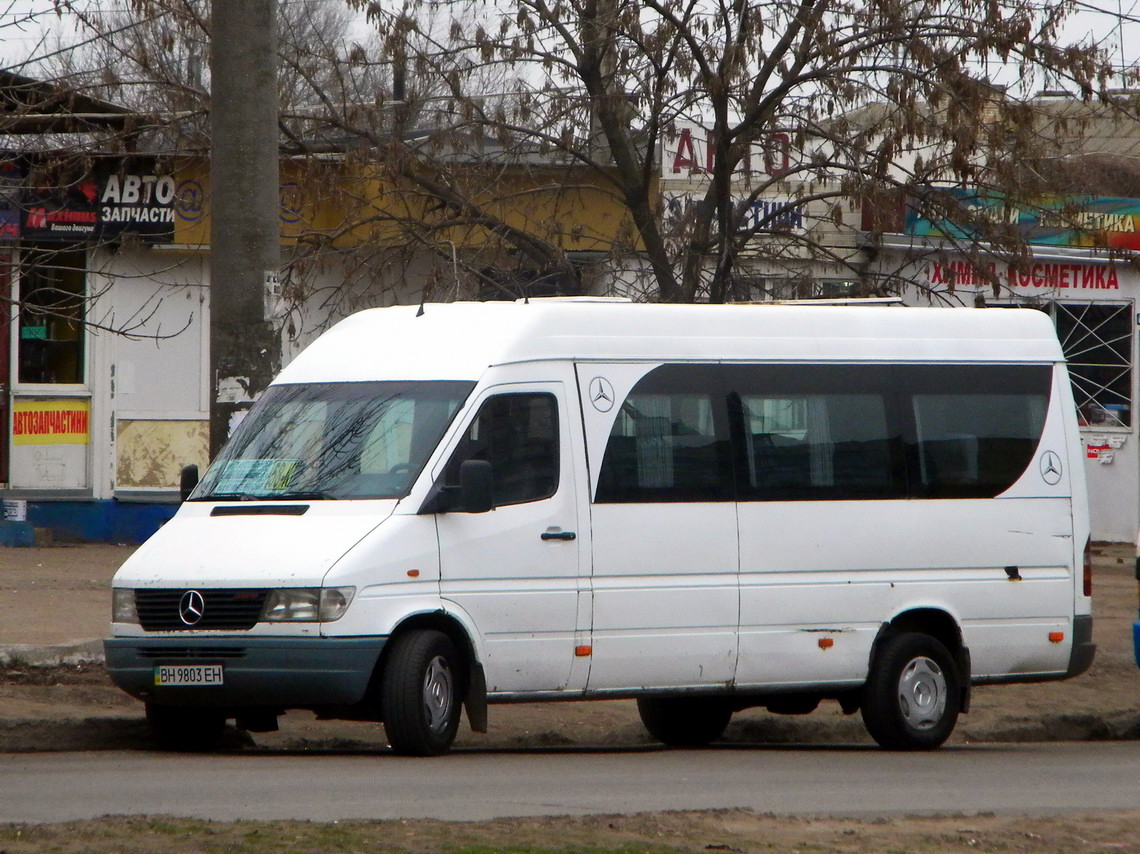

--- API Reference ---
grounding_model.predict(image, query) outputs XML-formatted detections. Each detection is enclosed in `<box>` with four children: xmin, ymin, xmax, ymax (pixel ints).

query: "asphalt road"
<box><xmin>2</xmin><ymin>742</ymin><xmax>1138</xmax><ymax>823</ymax></box>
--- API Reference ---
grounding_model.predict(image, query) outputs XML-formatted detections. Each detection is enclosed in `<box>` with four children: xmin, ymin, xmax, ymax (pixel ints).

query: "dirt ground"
<box><xmin>0</xmin><ymin>543</ymin><xmax>1138</xmax><ymax>851</ymax></box>
<box><xmin>1</xmin><ymin>542</ymin><xmax>1137</xmax><ymax>752</ymax></box>
<box><xmin>2</xmin><ymin>535</ymin><xmax>1140</xmax><ymax>747</ymax></box>
<box><xmin>1</xmin><ymin>808</ymin><xmax>1140</xmax><ymax>854</ymax></box>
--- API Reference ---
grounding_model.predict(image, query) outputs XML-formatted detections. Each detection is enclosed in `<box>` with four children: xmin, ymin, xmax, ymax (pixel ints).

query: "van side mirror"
<box><xmin>458</xmin><ymin>459</ymin><xmax>494</xmax><ymax>513</ymax></box>
<box><xmin>179</xmin><ymin>464</ymin><xmax>200</xmax><ymax>502</ymax></box>
<box><xmin>419</xmin><ymin>459</ymin><xmax>495</xmax><ymax>515</ymax></box>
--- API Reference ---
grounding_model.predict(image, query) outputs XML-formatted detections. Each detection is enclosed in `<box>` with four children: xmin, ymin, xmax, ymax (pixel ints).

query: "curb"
<box><xmin>0</xmin><ymin>640</ymin><xmax>105</xmax><ymax>668</ymax></box>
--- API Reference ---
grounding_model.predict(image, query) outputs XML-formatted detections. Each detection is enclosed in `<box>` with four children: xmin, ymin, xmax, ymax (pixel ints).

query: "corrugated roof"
<box><xmin>0</xmin><ymin>68</ymin><xmax>138</xmax><ymax>134</ymax></box>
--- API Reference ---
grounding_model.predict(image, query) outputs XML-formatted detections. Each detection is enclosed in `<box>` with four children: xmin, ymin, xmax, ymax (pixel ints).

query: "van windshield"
<box><xmin>191</xmin><ymin>381</ymin><xmax>474</xmax><ymax>501</ymax></box>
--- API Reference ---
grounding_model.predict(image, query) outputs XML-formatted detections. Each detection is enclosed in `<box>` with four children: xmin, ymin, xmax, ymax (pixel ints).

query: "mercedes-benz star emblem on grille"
<box><xmin>1039</xmin><ymin>450</ymin><xmax>1063</xmax><ymax>486</ymax></box>
<box><xmin>178</xmin><ymin>590</ymin><xmax>206</xmax><ymax>626</ymax></box>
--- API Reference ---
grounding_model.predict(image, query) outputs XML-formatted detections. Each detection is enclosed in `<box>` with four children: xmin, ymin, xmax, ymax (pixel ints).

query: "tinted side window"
<box><xmin>730</xmin><ymin>364</ymin><xmax>905</xmax><ymax>500</ymax></box>
<box><xmin>593</xmin><ymin>363</ymin><xmax>1053</xmax><ymax>504</ymax></box>
<box><xmin>443</xmin><ymin>393</ymin><xmax>559</xmax><ymax>506</ymax></box>
<box><xmin>595</xmin><ymin>365</ymin><xmax>733</xmax><ymax>502</ymax></box>
<box><xmin>903</xmin><ymin>365</ymin><xmax>1051</xmax><ymax>498</ymax></box>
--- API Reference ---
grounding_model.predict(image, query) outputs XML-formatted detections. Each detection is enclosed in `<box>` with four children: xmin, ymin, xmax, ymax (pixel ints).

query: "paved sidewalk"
<box><xmin>0</xmin><ymin>544</ymin><xmax>135</xmax><ymax>665</ymax></box>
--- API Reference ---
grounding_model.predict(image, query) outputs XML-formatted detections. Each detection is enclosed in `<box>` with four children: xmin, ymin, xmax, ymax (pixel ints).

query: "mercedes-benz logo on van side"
<box><xmin>589</xmin><ymin>377</ymin><xmax>616</xmax><ymax>412</ymax></box>
<box><xmin>178</xmin><ymin>590</ymin><xmax>206</xmax><ymax>626</ymax></box>
<box><xmin>1039</xmin><ymin>451</ymin><xmax>1063</xmax><ymax>485</ymax></box>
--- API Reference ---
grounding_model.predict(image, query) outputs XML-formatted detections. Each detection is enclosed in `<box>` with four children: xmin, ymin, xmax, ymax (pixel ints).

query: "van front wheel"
<box><xmin>381</xmin><ymin>630</ymin><xmax>463</xmax><ymax>756</ymax></box>
<box><xmin>637</xmin><ymin>697</ymin><xmax>732</xmax><ymax>747</ymax></box>
<box><xmin>861</xmin><ymin>632</ymin><xmax>961</xmax><ymax>750</ymax></box>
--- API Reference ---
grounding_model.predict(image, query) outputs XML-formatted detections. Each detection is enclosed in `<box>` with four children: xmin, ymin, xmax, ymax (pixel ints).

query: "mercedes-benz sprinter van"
<box><xmin>105</xmin><ymin>300</ymin><xmax>1094</xmax><ymax>754</ymax></box>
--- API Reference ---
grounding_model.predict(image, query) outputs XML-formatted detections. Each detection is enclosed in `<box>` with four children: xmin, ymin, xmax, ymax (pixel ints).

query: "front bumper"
<box><xmin>104</xmin><ymin>636</ymin><xmax>387</xmax><ymax>709</ymax></box>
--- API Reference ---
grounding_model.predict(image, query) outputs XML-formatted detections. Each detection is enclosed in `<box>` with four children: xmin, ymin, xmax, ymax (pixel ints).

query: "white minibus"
<box><xmin>105</xmin><ymin>300</ymin><xmax>1094</xmax><ymax>754</ymax></box>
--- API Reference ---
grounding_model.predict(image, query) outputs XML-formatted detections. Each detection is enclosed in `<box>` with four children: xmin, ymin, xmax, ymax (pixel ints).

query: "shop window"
<box><xmin>1054</xmin><ymin>303</ymin><xmax>1132</xmax><ymax>428</ymax></box>
<box><xmin>18</xmin><ymin>248</ymin><xmax>86</xmax><ymax>385</ymax></box>
<box><xmin>1006</xmin><ymin>301</ymin><xmax>1133</xmax><ymax>427</ymax></box>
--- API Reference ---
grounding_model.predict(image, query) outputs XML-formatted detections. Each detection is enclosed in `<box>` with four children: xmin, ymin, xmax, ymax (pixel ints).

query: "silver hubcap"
<box><xmin>897</xmin><ymin>656</ymin><xmax>946</xmax><ymax>731</ymax></box>
<box><xmin>422</xmin><ymin>655</ymin><xmax>454</xmax><ymax>733</ymax></box>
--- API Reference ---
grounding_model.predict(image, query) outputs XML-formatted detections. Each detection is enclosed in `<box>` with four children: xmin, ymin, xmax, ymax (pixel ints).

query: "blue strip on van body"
<box><xmin>103</xmin><ymin>637</ymin><xmax>386</xmax><ymax>708</ymax></box>
<box><xmin>1133</xmin><ymin>621</ymin><xmax>1139</xmax><ymax>669</ymax></box>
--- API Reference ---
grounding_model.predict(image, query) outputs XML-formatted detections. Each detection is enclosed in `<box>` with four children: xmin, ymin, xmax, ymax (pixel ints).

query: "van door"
<box><xmin>435</xmin><ymin>378</ymin><xmax>589</xmax><ymax>694</ymax></box>
<box><xmin>578</xmin><ymin>363</ymin><xmax>740</xmax><ymax>691</ymax></box>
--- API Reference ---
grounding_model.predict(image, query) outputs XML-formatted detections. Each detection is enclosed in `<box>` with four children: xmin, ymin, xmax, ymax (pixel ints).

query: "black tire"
<box><xmin>637</xmin><ymin>696</ymin><xmax>732</xmax><ymax>747</ymax></box>
<box><xmin>145</xmin><ymin>703</ymin><xmax>227</xmax><ymax>751</ymax></box>
<box><xmin>381</xmin><ymin>630</ymin><xmax>464</xmax><ymax>756</ymax></box>
<box><xmin>861</xmin><ymin>632</ymin><xmax>961</xmax><ymax>750</ymax></box>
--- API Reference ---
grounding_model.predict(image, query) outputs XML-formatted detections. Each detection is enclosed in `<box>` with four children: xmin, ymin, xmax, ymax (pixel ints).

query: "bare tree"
<box><xmin>37</xmin><ymin>0</ymin><xmax>383</xmax><ymax>152</ymax></box>
<box><xmin>328</xmin><ymin>0</ymin><xmax>1133</xmax><ymax>303</ymax></box>
<box><xmin>21</xmin><ymin>0</ymin><xmax>1138</xmax><ymax>313</ymax></box>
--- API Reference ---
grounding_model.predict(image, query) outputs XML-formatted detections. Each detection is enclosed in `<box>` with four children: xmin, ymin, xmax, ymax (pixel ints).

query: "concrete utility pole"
<box><xmin>208</xmin><ymin>0</ymin><xmax>280</xmax><ymax>458</ymax></box>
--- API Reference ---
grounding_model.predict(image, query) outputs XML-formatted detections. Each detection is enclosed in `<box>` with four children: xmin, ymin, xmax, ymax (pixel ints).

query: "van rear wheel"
<box><xmin>381</xmin><ymin>630</ymin><xmax>463</xmax><ymax>756</ymax></box>
<box><xmin>861</xmin><ymin>632</ymin><xmax>961</xmax><ymax>750</ymax></box>
<box><xmin>637</xmin><ymin>697</ymin><xmax>732</xmax><ymax>747</ymax></box>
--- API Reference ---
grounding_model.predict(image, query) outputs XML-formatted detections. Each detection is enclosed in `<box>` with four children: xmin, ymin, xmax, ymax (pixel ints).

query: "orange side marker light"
<box><xmin>575</xmin><ymin>645</ymin><xmax>592</xmax><ymax>657</ymax></box>
<box><xmin>818</xmin><ymin>637</ymin><xmax>834</xmax><ymax>650</ymax></box>
<box><xmin>407</xmin><ymin>569</ymin><xmax>420</xmax><ymax>578</ymax></box>
<box><xmin>1048</xmin><ymin>632</ymin><xmax>1065</xmax><ymax>644</ymax></box>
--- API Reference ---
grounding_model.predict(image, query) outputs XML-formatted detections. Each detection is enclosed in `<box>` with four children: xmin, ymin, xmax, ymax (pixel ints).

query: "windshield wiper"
<box><xmin>196</xmin><ymin>490</ymin><xmax>332</xmax><ymax>501</ymax></box>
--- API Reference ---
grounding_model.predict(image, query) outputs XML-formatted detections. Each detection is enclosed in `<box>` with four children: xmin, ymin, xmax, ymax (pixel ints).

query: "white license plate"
<box><xmin>154</xmin><ymin>664</ymin><xmax>224</xmax><ymax>686</ymax></box>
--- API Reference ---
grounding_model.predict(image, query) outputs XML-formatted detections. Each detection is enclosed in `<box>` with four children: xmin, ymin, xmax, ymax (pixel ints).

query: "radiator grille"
<box><xmin>135</xmin><ymin>589</ymin><xmax>269</xmax><ymax>631</ymax></box>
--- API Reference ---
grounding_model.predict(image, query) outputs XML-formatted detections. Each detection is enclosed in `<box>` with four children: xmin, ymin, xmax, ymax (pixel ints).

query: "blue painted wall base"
<box><xmin>1133</xmin><ymin>621</ymin><xmax>1139</xmax><ymax>670</ymax></box>
<box><xmin>17</xmin><ymin>501</ymin><xmax>179</xmax><ymax>545</ymax></box>
<box><xmin>0</xmin><ymin>521</ymin><xmax>35</xmax><ymax>547</ymax></box>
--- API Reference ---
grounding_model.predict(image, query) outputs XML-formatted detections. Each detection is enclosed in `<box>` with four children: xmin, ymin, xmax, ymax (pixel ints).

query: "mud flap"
<box><xmin>958</xmin><ymin>646</ymin><xmax>972</xmax><ymax>713</ymax></box>
<box><xmin>464</xmin><ymin>661</ymin><xmax>488</xmax><ymax>733</ymax></box>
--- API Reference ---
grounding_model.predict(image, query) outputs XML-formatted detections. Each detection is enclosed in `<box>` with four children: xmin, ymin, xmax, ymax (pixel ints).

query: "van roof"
<box><xmin>273</xmin><ymin>300</ymin><xmax>1066</xmax><ymax>384</ymax></box>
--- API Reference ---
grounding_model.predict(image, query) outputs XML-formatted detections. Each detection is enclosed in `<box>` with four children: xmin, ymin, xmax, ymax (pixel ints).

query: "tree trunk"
<box><xmin>209</xmin><ymin>0</ymin><xmax>281</xmax><ymax>458</ymax></box>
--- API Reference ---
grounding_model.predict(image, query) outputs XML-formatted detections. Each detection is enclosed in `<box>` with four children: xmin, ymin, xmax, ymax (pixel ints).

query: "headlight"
<box><xmin>261</xmin><ymin>587</ymin><xmax>355</xmax><ymax>622</ymax></box>
<box><xmin>112</xmin><ymin>588</ymin><xmax>139</xmax><ymax>623</ymax></box>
